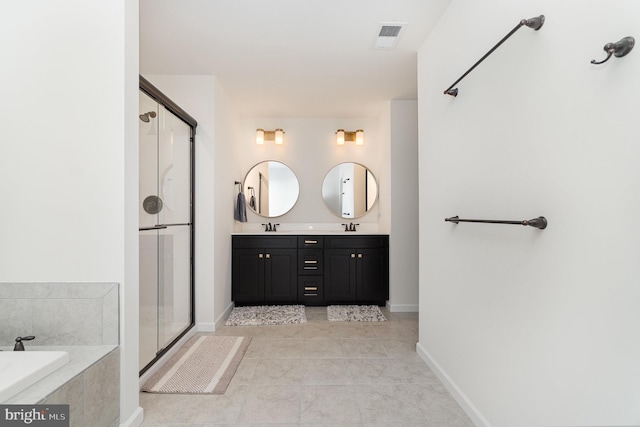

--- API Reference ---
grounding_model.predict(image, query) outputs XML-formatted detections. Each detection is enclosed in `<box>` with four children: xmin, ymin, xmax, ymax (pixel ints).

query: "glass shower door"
<box><xmin>139</xmin><ymin>89</ymin><xmax>193</xmax><ymax>372</ymax></box>
<box><xmin>156</xmin><ymin>104</ymin><xmax>192</xmax><ymax>351</ymax></box>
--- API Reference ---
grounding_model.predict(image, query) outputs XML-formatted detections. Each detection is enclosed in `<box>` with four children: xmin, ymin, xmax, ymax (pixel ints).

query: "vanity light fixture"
<box><xmin>336</xmin><ymin>129</ymin><xmax>364</xmax><ymax>146</ymax></box>
<box><xmin>256</xmin><ymin>128</ymin><xmax>285</xmax><ymax>145</ymax></box>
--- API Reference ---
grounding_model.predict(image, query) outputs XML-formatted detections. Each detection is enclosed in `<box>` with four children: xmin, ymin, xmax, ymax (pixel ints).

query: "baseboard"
<box><xmin>386</xmin><ymin>302</ymin><xmax>419</xmax><ymax>312</ymax></box>
<box><xmin>120</xmin><ymin>406</ymin><xmax>144</xmax><ymax>427</ymax></box>
<box><xmin>197</xmin><ymin>322</ymin><xmax>215</xmax><ymax>332</ymax></box>
<box><xmin>416</xmin><ymin>342</ymin><xmax>492</xmax><ymax>427</ymax></box>
<box><xmin>214</xmin><ymin>301</ymin><xmax>235</xmax><ymax>330</ymax></box>
<box><xmin>139</xmin><ymin>328</ymin><xmax>197</xmax><ymax>388</ymax></box>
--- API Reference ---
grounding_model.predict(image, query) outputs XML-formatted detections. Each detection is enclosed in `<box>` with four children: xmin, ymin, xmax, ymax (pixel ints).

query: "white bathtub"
<box><xmin>0</xmin><ymin>351</ymin><xmax>70</xmax><ymax>403</ymax></box>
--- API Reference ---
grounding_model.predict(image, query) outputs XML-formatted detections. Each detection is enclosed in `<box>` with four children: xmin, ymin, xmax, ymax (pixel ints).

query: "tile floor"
<box><xmin>140</xmin><ymin>307</ymin><xmax>474</xmax><ymax>426</ymax></box>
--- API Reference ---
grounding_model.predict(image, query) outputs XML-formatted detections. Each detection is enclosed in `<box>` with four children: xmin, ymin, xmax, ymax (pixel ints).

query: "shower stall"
<box><xmin>138</xmin><ymin>76</ymin><xmax>196</xmax><ymax>374</ymax></box>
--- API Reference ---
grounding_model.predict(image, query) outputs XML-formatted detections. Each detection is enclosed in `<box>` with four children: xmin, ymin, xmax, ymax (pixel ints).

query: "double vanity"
<box><xmin>232</xmin><ymin>233</ymin><xmax>389</xmax><ymax>306</ymax></box>
<box><xmin>234</xmin><ymin>159</ymin><xmax>388</xmax><ymax>306</ymax></box>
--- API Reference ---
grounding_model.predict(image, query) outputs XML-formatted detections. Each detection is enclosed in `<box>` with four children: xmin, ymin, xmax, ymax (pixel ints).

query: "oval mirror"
<box><xmin>244</xmin><ymin>161</ymin><xmax>300</xmax><ymax>217</ymax></box>
<box><xmin>322</xmin><ymin>162</ymin><xmax>378</xmax><ymax>218</ymax></box>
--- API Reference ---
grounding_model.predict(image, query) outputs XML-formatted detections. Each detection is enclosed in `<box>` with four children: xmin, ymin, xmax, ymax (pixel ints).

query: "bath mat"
<box><xmin>141</xmin><ymin>335</ymin><xmax>250</xmax><ymax>395</ymax></box>
<box><xmin>225</xmin><ymin>304</ymin><xmax>307</xmax><ymax>326</ymax></box>
<box><xmin>327</xmin><ymin>305</ymin><xmax>387</xmax><ymax>322</ymax></box>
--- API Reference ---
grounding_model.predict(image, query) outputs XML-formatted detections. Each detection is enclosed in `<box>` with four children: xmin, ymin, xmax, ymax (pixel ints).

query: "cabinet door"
<box><xmin>324</xmin><ymin>248</ymin><xmax>357</xmax><ymax>303</ymax></box>
<box><xmin>232</xmin><ymin>248</ymin><xmax>265</xmax><ymax>304</ymax></box>
<box><xmin>356</xmin><ymin>248</ymin><xmax>388</xmax><ymax>304</ymax></box>
<box><xmin>264</xmin><ymin>248</ymin><xmax>297</xmax><ymax>303</ymax></box>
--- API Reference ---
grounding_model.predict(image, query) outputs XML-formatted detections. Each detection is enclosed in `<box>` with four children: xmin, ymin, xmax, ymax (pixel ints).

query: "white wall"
<box><xmin>212</xmin><ymin>78</ymin><xmax>242</xmax><ymax>326</ymax></box>
<box><xmin>389</xmin><ymin>100</ymin><xmax>419</xmax><ymax>311</ymax></box>
<box><xmin>1</xmin><ymin>2</ymin><xmax>126</xmax><ymax>280</ymax></box>
<box><xmin>1</xmin><ymin>1</ymin><xmax>141</xmax><ymax>425</ymax></box>
<box><xmin>417</xmin><ymin>1</ymin><xmax>640</xmax><ymax>426</ymax></box>
<box><xmin>123</xmin><ymin>0</ymin><xmax>142</xmax><ymax>424</ymax></box>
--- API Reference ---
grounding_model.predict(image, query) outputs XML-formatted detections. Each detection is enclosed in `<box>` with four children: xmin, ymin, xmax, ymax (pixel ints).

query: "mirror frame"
<box><xmin>321</xmin><ymin>162</ymin><xmax>379</xmax><ymax>219</ymax></box>
<box><xmin>243</xmin><ymin>160</ymin><xmax>300</xmax><ymax>218</ymax></box>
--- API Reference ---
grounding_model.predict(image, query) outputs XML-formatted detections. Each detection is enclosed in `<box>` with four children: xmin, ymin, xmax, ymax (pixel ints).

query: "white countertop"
<box><xmin>233</xmin><ymin>223</ymin><xmax>386</xmax><ymax>235</ymax></box>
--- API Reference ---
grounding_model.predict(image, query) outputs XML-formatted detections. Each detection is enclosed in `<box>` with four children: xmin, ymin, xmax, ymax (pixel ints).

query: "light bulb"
<box><xmin>275</xmin><ymin>128</ymin><xmax>284</xmax><ymax>145</ymax></box>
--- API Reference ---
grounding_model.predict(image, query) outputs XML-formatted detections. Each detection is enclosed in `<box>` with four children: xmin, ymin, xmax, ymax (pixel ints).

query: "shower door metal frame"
<box><xmin>139</xmin><ymin>75</ymin><xmax>197</xmax><ymax>375</ymax></box>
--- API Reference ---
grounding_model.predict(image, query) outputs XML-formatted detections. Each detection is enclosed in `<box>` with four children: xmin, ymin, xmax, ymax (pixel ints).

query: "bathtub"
<box><xmin>0</xmin><ymin>351</ymin><xmax>69</xmax><ymax>403</ymax></box>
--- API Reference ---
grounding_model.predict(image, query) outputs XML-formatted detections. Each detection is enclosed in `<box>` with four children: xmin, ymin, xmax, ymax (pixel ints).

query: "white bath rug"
<box><xmin>225</xmin><ymin>304</ymin><xmax>307</xmax><ymax>326</ymax></box>
<box><xmin>141</xmin><ymin>335</ymin><xmax>250</xmax><ymax>395</ymax></box>
<box><xmin>327</xmin><ymin>305</ymin><xmax>387</xmax><ymax>322</ymax></box>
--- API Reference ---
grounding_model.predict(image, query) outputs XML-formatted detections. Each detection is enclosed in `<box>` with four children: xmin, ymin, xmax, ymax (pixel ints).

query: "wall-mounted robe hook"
<box><xmin>591</xmin><ymin>36</ymin><xmax>634</xmax><ymax>65</ymax></box>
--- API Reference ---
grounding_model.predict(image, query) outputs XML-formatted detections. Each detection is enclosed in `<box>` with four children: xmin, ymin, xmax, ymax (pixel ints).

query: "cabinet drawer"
<box><xmin>298</xmin><ymin>236</ymin><xmax>323</xmax><ymax>248</ymax></box>
<box><xmin>298</xmin><ymin>276</ymin><xmax>324</xmax><ymax>305</ymax></box>
<box><xmin>298</xmin><ymin>249</ymin><xmax>324</xmax><ymax>275</ymax></box>
<box><xmin>232</xmin><ymin>235</ymin><xmax>297</xmax><ymax>249</ymax></box>
<box><xmin>323</xmin><ymin>235</ymin><xmax>388</xmax><ymax>249</ymax></box>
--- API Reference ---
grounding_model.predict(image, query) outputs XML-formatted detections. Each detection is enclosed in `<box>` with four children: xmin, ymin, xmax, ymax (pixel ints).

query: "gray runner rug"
<box><xmin>327</xmin><ymin>305</ymin><xmax>387</xmax><ymax>322</ymax></box>
<box><xmin>141</xmin><ymin>335</ymin><xmax>250</xmax><ymax>395</ymax></box>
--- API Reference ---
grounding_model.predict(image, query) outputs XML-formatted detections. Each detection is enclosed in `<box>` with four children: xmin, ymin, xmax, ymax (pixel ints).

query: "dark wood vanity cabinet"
<box><xmin>324</xmin><ymin>236</ymin><xmax>389</xmax><ymax>305</ymax></box>
<box><xmin>232</xmin><ymin>234</ymin><xmax>388</xmax><ymax>306</ymax></box>
<box><xmin>232</xmin><ymin>235</ymin><xmax>298</xmax><ymax>305</ymax></box>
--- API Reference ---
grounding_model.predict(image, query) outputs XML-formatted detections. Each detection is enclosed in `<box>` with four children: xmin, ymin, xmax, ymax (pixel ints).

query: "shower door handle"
<box><xmin>139</xmin><ymin>222</ymin><xmax>191</xmax><ymax>231</ymax></box>
<box><xmin>155</xmin><ymin>222</ymin><xmax>192</xmax><ymax>228</ymax></box>
<box><xmin>139</xmin><ymin>225</ymin><xmax>168</xmax><ymax>231</ymax></box>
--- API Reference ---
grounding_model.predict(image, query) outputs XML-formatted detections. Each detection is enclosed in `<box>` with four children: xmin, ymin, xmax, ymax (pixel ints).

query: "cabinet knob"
<box><xmin>358</xmin><ymin>253</ymin><xmax>363</xmax><ymax>259</ymax></box>
<box><xmin>266</xmin><ymin>253</ymin><xmax>271</xmax><ymax>259</ymax></box>
<box><xmin>258</xmin><ymin>253</ymin><xmax>263</xmax><ymax>259</ymax></box>
<box><xmin>351</xmin><ymin>253</ymin><xmax>356</xmax><ymax>258</ymax></box>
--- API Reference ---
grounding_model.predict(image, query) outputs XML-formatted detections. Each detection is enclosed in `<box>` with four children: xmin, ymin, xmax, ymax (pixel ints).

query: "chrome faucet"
<box><xmin>14</xmin><ymin>336</ymin><xmax>35</xmax><ymax>351</ymax></box>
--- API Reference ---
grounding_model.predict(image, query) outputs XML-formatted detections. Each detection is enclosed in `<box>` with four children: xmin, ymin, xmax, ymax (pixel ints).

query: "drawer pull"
<box><xmin>304</xmin><ymin>266</ymin><xmax>318</xmax><ymax>270</ymax></box>
<box><xmin>304</xmin><ymin>240</ymin><xmax>318</xmax><ymax>244</ymax></box>
<box><xmin>304</xmin><ymin>287</ymin><xmax>318</xmax><ymax>291</ymax></box>
<box><xmin>304</xmin><ymin>260</ymin><xmax>317</xmax><ymax>264</ymax></box>
<box><xmin>304</xmin><ymin>293</ymin><xmax>318</xmax><ymax>297</ymax></box>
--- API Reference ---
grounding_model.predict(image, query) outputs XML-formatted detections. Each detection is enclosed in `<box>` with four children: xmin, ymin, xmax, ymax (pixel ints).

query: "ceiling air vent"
<box><xmin>374</xmin><ymin>22</ymin><xmax>407</xmax><ymax>49</ymax></box>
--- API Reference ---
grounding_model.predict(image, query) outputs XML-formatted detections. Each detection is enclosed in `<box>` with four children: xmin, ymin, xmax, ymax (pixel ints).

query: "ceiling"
<box><xmin>139</xmin><ymin>0</ymin><xmax>451</xmax><ymax>118</ymax></box>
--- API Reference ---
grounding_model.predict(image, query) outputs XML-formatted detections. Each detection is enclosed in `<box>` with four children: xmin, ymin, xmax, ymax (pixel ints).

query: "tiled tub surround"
<box><xmin>0</xmin><ymin>282</ymin><xmax>118</xmax><ymax>346</ymax></box>
<box><xmin>0</xmin><ymin>283</ymin><xmax>120</xmax><ymax>427</ymax></box>
<box><xmin>3</xmin><ymin>347</ymin><xmax>120</xmax><ymax>427</ymax></box>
